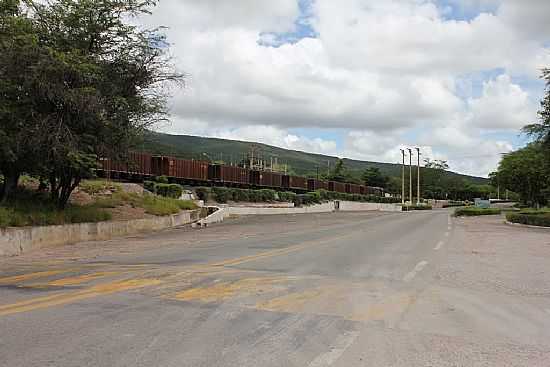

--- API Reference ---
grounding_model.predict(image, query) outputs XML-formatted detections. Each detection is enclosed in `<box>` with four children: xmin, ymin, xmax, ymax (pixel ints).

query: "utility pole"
<box><xmin>407</xmin><ymin>148</ymin><xmax>413</xmax><ymax>205</ymax></box>
<box><xmin>400</xmin><ymin>149</ymin><xmax>405</xmax><ymax>205</ymax></box>
<box><xmin>416</xmin><ymin>147</ymin><xmax>421</xmax><ymax>205</ymax></box>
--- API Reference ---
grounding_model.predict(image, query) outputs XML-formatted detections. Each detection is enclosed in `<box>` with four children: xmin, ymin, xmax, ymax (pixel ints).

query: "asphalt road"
<box><xmin>1</xmin><ymin>210</ymin><xmax>550</xmax><ymax>366</ymax></box>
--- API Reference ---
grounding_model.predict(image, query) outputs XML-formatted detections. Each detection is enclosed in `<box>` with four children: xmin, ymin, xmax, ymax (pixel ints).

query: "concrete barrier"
<box><xmin>337</xmin><ymin>201</ymin><xmax>402</xmax><ymax>212</ymax></box>
<box><xmin>0</xmin><ymin>209</ymin><xmax>201</xmax><ymax>257</ymax></box>
<box><xmin>227</xmin><ymin>202</ymin><xmax>336</xmax><ymax>216</ymax></box>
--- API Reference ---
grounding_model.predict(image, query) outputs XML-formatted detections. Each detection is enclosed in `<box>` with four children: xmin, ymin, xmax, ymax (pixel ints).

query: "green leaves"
<box><xmin>1</xmin><ymin>0</ymin><xmax>182</xmax><ymax>207</ymax></box>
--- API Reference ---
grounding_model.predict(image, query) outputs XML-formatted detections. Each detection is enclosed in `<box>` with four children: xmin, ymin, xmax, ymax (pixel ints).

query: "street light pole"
<box><xmin>407</xmin><ymin>148</ymin><xmax>413</xmax><ymax>205</ymax></box>
<box><xmin>400</xmin><ymin>149</ymin><xmax>405</xmax><ymax>205</ymax></box>
<box><xmin>416</xmin><ymin>147</ymin><xmax>421</xmax><ymax>205</ymax></box>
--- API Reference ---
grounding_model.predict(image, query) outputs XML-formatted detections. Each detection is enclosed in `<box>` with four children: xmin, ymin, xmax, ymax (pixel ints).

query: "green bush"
<box><xmin>454</xmin><ymin>207</ymin><xmax>501</xmax><ymax>216</ymax></box>
<box><xmin>232</xmin><ymin>188</ymin><xmax>250</xmax><ymax>202</ymax></box>
<box><xmin>402</xmin><ymin>205</ymin><xmax>433</xmax><ymax>211</ymax></box>
<box><xmin>212</xmin><ymin>187</ymin><xmax>230</xmax><ymax>203</ymax></box>
<box><xmin>442</xmin><ymin>201</ymin><xmax>467</xmax><ymax>208</ymax></box>
<box><xmin>143</xmin><ymin>181</ymin><xmax>183</xmax><ymax>198</ymax></box>
<box><xmin>195</xmin><ymin>187</ymin><xmax>211</xmax><ymax>201</ymax></box>
<box><xmin>155</xmin><ymin>175</ymin><xmax>169</xmax><ymax>184</ymax></box>
<box><xmin>143</xmin><ymin>180</ymin><xmax>156</xmax><ymax>193</ymax></box>
<box><xmin>278</xmin><ymin>191</ymin><xmax>296</xmax><ymax>202</ymax></box>
<box><xmin>154</xmin><ymin>183</ymin><xmax>183</xmax><ymax>198</ymax></box>
<box><xmin>506</xmin><ymin>211</ymin><xmax>550</xmax><ymax>227</ymax></box>
<box><xmin>259</xmin><ymin>189</ymin><xmax>277</xmax><ymax>202</ymax></box>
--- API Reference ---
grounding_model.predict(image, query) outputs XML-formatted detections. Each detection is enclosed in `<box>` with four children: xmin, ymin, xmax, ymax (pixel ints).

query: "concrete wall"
<box><xmin>0</xmin><ymin>210</ymin><xmax>201</xmax><ymax>257</ymax></box>
<box><xmin>337</xmin><ymin>201</ymin><xmax>402</xmax><ymax>212</ymax></box>
<box><xmin>227</xmin><ymin>202</ymin><xmax>336</xmax><ymax>216</ymax></box>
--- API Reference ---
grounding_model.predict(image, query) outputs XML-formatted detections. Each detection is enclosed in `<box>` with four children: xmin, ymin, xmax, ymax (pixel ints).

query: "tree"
<box><xmin>523</xmin><ymin>68</ymin><xmax>550</xmax><ymax>149</ymax></box>
<box><xmin>328</xmin><ymin>159</ymin><xmax>347</xmax><ymax>182</ymax></box>
<box><xmin>362</xmin><ymin>167</ymin><xmax>389</xmax><ymax>188</ymax></box>
<box><xmin>0</xmin><ymin>0</ymin><xmax>47</xmax><ymax>202</ymax></box>
<box><xmin>494</xmin><ymin>144</ymin><xmax>548</xmax><ymax>207</ymax></box>
<box><xmin>0</xmin><ymin>0</ymin><xmax>183</xmax><ymax>208</ymax></box>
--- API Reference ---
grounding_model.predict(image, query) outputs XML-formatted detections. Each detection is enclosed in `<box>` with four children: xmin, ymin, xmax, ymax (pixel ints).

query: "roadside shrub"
<box><xmin>402</xmin><ymin>205</ymin><xmax>432</xmax><ymax>211</ymax></box>
<box><xmin>231</xmin><ymin>188</ymin><xmax>249</xmax><ymax>202</ymax></box>
<box><xmin>278</xmin><ymin>191</ymin><xmax>296</xmax><ymax>203</ymax></box>
<box><xmin>506</xmin><ymin>211</ymin><xmax>550</xmax><ymax>227</ymax></box>
<box><xmin>259</xmin><ymin>189</ymin><xmax>277</xmax><ymax>202</ymax></box>
<box><xmin>155</xmin><ymin>175</ymin><xmax>169</xmax><ymax>184</ymax></box>
<box><xmin>212</xmin><ymin>187</ymin><xmax>230</xmax><ymax>203</ymax></box>
<box><xmin>195</xmin><ymin>187</ymin><xmax>211</xmax><ymax>201</ymax></box>
<box><xmin>442</xmin><ymin>201</ymin><xmax>467</xmax><ymax>208</ymax></box>
<box><xmin>454</xmin><ymin>207</ymin><xmax>501</xmax><ymax>216</ymax></box>
<box><xmin>143</xmin><ymin>180</ymin><xmax>156</xmax><ymax>193</ymax></box>
<box><xmin>154</xmin><ymin>183</ymin><xmax>183</xmax><ymax>198</ymax></box>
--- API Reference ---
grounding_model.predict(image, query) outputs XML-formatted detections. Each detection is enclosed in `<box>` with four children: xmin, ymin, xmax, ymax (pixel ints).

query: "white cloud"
<box><xmin>467</xmin><ymin>74</ymin><xmax>538</xmax><ymax>130</ymax></box>
<box><xmin>140</xmin><ymin>0</ymin><xmax>547</xmax><ymax>177</ymax></box>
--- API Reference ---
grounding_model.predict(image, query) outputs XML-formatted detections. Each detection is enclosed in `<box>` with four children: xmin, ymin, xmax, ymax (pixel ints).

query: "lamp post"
<box><xmin>407</xmin><ymin>148</ymin><xmax>413</xmax><ymax>205</ymax></box>
<box><xmin>416</xmin><ymin>147</ymin><xmax>421</xmax><ymax>205</ymax></box>
<box><xmin>400</xmin><ymin>149</ymin><xmax>405</xmax><ymax>204</ymax></box>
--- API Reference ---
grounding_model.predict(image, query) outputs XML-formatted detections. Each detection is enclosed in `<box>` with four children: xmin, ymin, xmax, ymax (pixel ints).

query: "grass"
<box><xmin>506</xmin><ymin>209</ymin><xmax>550</xmax><ymax>228</ymax></box>
<box><xmin>454</xmin><ymin>207</ymin><xmax>501</xmax><ymax>216</ymax></box>
<box><xmin>0</xmin><ymin>190</ymin><xmax>112</xmax><ymax>228</ymax></box>
<box><xmin>0</xmin><ymin>185</ymin><xmax>198</xmax><ymax>228</ymax></box>
<box><xmin>79</xmin><ymin>180</ymin><xmax>122</xmax><ymax>195</ymax></box>
<box><xmin>93</xmin><ymin>191</ymin><xmax>197</xmax><ymax>216</ymax></box>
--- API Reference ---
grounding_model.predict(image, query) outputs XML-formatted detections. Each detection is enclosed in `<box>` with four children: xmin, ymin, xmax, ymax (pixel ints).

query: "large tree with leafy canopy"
<box><xmin>523</xmin><ymin>68</ymin><xmax>550</xmax><ymax>149</ymax></box>
<box><xmin>494</xmin><ymin>144</ymin><xmax>548</xmax><ymax>207</ymax></box>
<box><xmin>0</xmin><ymin>0</ymin><xmax>183</xmax><ymax>207</ymax></box>
<box><xmin>362</xmin><ymin>167</ymin><xmax>389</xmax><ymax>188</ymax></box>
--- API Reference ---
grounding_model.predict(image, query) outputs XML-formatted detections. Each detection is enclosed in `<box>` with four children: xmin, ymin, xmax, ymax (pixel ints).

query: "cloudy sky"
<box><xmin>141</xmin><ymin>0</ymin><xmax>549</xmax><ymax>177</ymax></box>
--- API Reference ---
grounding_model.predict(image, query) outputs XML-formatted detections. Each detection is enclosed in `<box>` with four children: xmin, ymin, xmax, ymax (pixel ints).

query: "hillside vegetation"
<box><xmin>141</xmin><ymin>131</ymin><xmax>488</xmax><ymax>186</ymax></box>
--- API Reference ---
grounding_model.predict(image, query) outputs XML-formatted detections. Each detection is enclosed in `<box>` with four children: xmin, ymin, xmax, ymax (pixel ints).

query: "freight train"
<box><xmin>98</xmin><ymin>152</ymin><xmax>385</xmax><ymax>196</ymax></box>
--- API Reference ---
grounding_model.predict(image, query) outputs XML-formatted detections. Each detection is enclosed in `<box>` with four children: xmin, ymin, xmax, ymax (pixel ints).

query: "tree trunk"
<box><xmin>0</xmin><ymin>170</ymin><xmax>20</xmax><ymax>204</ymax></box>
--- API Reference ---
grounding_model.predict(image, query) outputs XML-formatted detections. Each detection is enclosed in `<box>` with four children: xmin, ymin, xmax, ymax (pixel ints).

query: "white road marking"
<box><xmin>434</xmin><ymin>241</ymin><xmax>444</xmax><ymax>250</ymax></box>
<box><xmin>308</xmin><ymin>331</ymin><xmax>360</xmax><ymax>367</ymax></box>
<box><xmin>444</xmin><ymin>231</ymin><xmax>450</xmax><ymax>237</ymax></box>
<box><xmin>447</xmin><ymin>225</ymin><xmax>452</xmax><ymax>230</ymax></box>
<box><xmin>403</xmin><ymin>261</ymin><xmax>429</xmax><ymax>282</ymax></box>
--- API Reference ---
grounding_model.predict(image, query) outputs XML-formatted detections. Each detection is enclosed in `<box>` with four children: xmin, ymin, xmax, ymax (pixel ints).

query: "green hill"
<box><xmin>139</xmin><ymin>131</ymin><xmax>487</xmax><ymax>185</ymax></box>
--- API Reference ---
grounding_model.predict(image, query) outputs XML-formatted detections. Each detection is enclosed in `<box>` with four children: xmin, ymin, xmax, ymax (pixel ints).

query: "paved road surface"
<box><xmin>1</xmin><ymin>210</ymin><xmax>550</xmax><ymax>366</ymax></box>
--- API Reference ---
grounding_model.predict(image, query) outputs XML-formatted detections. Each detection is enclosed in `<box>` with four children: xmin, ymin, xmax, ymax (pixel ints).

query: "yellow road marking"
<box><xmin>210</xmin><ymin>231</ymin><xmax>359</xmax><ymax>268</ymax></box>
<box><xmin>257</xmin><ymin>289</ymin><xmax>323</xmax><ymax>312</ymax></box>
<box><xmin>0</xmin><ymin>279</ymin><xmax>161</xmax><ymax>317</ymax></box>
<box><xmin>0</xmin><ymin>270</ymin><xmax>71</xmax><ymax>285</ymax></box>
<box><xmin>46</xmin><ymin>272</ymin><xmax>120</xmax><ymax>286</ymax></box>
<box><xmin>173</xmin><ymin>276</ymin><xmax>296</xmax><ymax>303</ymax></box>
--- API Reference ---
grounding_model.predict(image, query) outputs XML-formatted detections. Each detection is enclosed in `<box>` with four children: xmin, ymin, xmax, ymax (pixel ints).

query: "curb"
<box><xmin>504</xmin><ymin>220</ymin><xmax>550</xmax><ymax>230</ymax></box>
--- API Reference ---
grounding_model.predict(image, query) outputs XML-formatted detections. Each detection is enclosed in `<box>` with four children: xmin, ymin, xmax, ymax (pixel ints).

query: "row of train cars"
<box><xmin>98</xmin><ymin>152</ymin><xmax>385</xmax><ymax>196</ymax></box>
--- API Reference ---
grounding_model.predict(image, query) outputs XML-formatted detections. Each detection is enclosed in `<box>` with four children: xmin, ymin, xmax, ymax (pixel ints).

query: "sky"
<box><xmin>140</xmin><ymin>0</ymin><xmax>550</xmax><ymax>177</ymax></box>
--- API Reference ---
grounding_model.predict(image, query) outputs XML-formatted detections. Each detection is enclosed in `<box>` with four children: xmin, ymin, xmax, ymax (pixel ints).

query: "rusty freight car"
<box><xmin>346</xmin><ymin>183</ymin><xmax>362</xmax><ymax>195</ymax></box>
<box><xmin>307</xmin><ymin>178</ymin><xmax>329</xmax><ymax>191</ymax></box>
<box><xmin>282</xmin><ymin>175</ymin><xmax>308</xmax><ymax>191</ymax></box>
<box><xmin>329</xmin><ymin>181</ymin><xmax>346</xmax><ymax>193</ymax></box>
<box><xmin>209</xmin><ymin>165</ymin><xmax>249</xmax><ymax>185</ymax></box>
<box><xmin>152</xmin><ymin>156</ymin><xmax>208</xmax><ymax>182</ymax></box>
<box><xmin>99</xmin><ymin>152</ymin><xmax>152</xmax><ymax>177</ymax></box>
